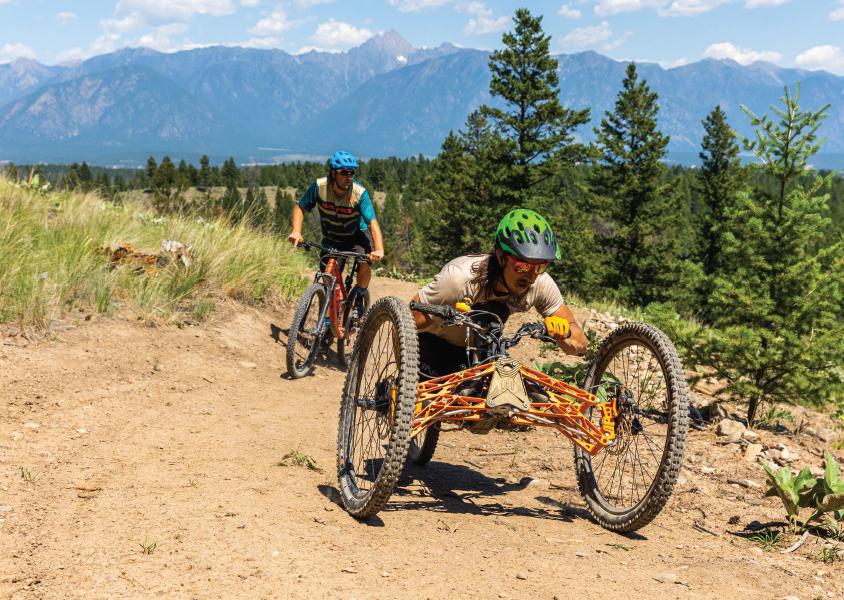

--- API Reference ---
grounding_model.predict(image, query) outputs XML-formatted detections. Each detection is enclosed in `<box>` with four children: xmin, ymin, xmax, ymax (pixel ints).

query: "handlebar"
<box><xmin>409</xmin><ymin>301</ymin><xmax>558</xmax><ymax>347</ymax></box>
<box><xmin>298</xmin><ymin>240</ymin><xmax>371</xmax><ymax>263</ymax></box>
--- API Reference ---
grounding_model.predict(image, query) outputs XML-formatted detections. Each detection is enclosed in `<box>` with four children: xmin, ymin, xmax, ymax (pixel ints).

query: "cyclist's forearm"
<box><xmin>369</xmin><ymin>219</ymin><xmax>385</xmax><ymax>253</ymax></box>
<box><xmin>409</xmin><ymin>294</ymin><xmax>431</xmax><ymax>330</ymax></box>
<box><xmin>290</xmin><ymin>204</ymin><xmax>304</xmax><ymax>233</ymax></box>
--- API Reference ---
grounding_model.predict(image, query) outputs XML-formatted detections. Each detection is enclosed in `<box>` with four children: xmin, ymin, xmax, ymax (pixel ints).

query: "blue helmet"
<box><xmin>329</xmin><ymin>150</ymin><xmax>358</xmax><ymax>170</ymax></box>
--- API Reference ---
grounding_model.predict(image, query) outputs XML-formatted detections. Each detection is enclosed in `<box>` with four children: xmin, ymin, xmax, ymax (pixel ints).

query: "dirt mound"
<box><xmin>1</xmin><ymin>276</ymin><xmax>841</xmax><ymax>599</ymax></box>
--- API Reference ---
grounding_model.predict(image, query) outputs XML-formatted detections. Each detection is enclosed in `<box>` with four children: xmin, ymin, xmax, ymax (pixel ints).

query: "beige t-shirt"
<box><xmin>417</xmin><ymin>255</ymin><xmax>564</xmax><ymax>346</ymax></box>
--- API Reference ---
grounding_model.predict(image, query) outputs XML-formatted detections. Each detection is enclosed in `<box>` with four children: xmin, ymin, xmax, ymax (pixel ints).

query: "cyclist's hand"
<box><xmin>369</xmin><ymin>249</ymin><xmax>384</xmax><ymax>263</ymax></box>
<box><xmin>544</xmin><ymin>316</ymin><xmax>571</xmax><ymax>341</ymax></box>
<box><xmin>455</xmin><ymin>296</ymin><xmax>472</xmax><ymax>313</ymax></box>
<box><xmin>287</xmin><ymin>232</ymin><xmax>303</xmax><ymax>247</ymax></box>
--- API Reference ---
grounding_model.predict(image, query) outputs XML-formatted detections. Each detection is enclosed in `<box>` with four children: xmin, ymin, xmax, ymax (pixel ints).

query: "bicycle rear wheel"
<box><xmin>337</xmin><ymin>297</ymin><xmax>418</xmax><ymax>518</ymax></box>
<box><xmin>337</xmin><ymin>287</ymin><xmax>370</xmax><ymax>369</ymax></box>
<box><xmin>574</xmin><ymin>323</ymin><xmax>688</xmax><ymax>532</ymax></box>
<box><xmin>285</xmin><ymin>283</ymin><xmax>327</xmax><ymax>379</ymax></box>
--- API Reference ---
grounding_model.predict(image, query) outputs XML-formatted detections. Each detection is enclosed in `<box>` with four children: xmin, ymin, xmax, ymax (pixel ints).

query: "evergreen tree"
<box><xmin>222</xmin><ymin>184</ymin><xmax>241</xmax><ymax>221</ymax></box>
<box><xmin>273</xmin><ymin>186</ymin><xmax>295</xmax><ymax>233</ymax></box>
<box><xmin>198</xmin><ymin>155</ymin><xmax>211</xmax><ymax>189</ymax></box>
<box><xmin>703</xmin><ymin>85</ymin><xmax>844</xmax><ymax>422</ymax></box>
<box><xmin>221</xmin><ymin>157</ymin><xmax>239</xmax><ymax>188</ymax></box>
<box><xmin>3</xmin><ymin>162</ymin><xmax>17</xmax><ymax>182</ymax></box>
<box><xmin>145</xmin><ymin>156</ymin><xmax>158</xmax><ymax>187</ymax></box>
<box><xmin>78</xmin><ymin>161</ymin><xmax>93</xmax><ymax>191</ymax></box>
<box><xmin>481</xmin><ymin>8</ymin><xmax>590</xmax><ymax>203</ymax></box>
<box><xmin>591</xmin><ymin>62</ymin><xmax>686</xmax><ymax>306</ymax></box>
<box><xmin>684</xmin><ymin>105</ymin><xmax>744</xmax><ymax>320</ymax></box>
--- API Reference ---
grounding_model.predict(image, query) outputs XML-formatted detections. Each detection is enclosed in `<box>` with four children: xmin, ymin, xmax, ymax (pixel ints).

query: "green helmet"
<box><xmin>494</xmin><ymin>208</ymin><xmax>560</xmax><ymax>261</ymax></box>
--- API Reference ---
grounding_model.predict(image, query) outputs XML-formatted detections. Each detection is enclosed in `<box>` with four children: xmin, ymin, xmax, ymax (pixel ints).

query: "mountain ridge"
<box><xmin>1</xmin><ymin>31</ymin><xmax>842</xmax><ymax>165</ymax></box>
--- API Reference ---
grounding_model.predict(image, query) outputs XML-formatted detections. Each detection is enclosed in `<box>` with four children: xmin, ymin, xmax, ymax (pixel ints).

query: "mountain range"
<box><xmin>1</xmin><ymin>30</ymin><xmax>843</xmax><ymax>167</ymax></box>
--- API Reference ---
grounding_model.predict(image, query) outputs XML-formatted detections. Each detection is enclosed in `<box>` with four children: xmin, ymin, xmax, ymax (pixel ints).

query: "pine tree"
<box><xmin>684</xmin><ymin>105</ymin><xmax>744</xmax><ymax>320</ymax></box>
<box><xmin>221</xmin><ymin>157</ymin><xmax>239</xmax><ymax>189</ymax></box>
<box><xmin>482</xmin><ymin>8</ymin><xmax>590</xmax><ymax>204</ymax></box>
<box><xmin>273</xmin><ymin>187</ymin><xmax>295</xmax><ymax>233</ymax></box>
<box><xmin>222</xmin><ymin>184</ymin><xmax>241</xmax><ymax>221</ymax></box>
<box><xmin>3</xmin><ymin>162</ymin><xmax>17</xmax><ymax>182</ymax></box>
<box><xmin>704</xmin><ymin>84</ymin><xmax>844</xmax><ymax>422</ymax></box>
<box><xmin>198</xmin><ymin>155</ymin><xmax>211</xmax><ymax>189</ymax></box>
<box><xmin>145</xmin><ymin>156</ymin><xmax>157</xmax><ymax>187</ymax></box>
<box><xmin>591</xmin><ymin>62</ymin><xmax>686</xmax><ymax>306</ymax></box>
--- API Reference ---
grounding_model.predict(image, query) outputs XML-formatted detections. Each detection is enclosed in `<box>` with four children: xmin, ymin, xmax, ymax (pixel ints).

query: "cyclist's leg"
<box><xmin>418</xmin><ymin>333</ymin><xmax>468</xmax><ymax>380</ymax></box>
<box><xmin>352</xmin><ymin>231</ymin><xmax>374</xmax><ymax>290</ymax></box>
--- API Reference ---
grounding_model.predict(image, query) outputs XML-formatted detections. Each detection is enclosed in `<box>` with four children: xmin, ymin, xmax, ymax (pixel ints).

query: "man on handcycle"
<box><xmin>287</xmin><ymin>150</ymin><xmax>385</xmax><ymax>303</ymax></box>
<box><xmin>410</xmin><ymin>208</ymin><xmax>587</xmax><ymax>378</ymax></box>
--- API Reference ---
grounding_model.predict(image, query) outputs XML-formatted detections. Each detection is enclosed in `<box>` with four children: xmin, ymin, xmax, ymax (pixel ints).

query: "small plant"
<box><xmin>756</xmin><ymin>405</ymin><xmax>795</xmax><ymax>430</ymax></box>
<box><xmin>278</xmin><ymin>450</ymin><xmax>322</xmax><ymax>473</ymax></box>
<box><xmin>819</xmin><ymin>545</ymin><xmax>842</xmax><ymax>563</ymax></box>
<box><xmin>19</xmin><ymin>466</ymin><xmax>39</xmax><ymax>483</ymax></box>
<box><xmin>749</xmin><ymin>528</ymin><xmax>783</xmax><ymax>551</ymax></box>
<box><xmin>138</xmin><ymin>539</ymin><xmax>157</xmax><ymax>555</ymax></box>
<box><xmin>763</xmin><ymin>450</ymin><xmax>844</xmax><ymax>530</ymax></box>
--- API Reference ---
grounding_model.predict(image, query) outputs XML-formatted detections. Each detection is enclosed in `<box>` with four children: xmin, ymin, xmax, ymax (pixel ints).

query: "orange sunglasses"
<box><xmin>505</xmin><ymin>254</ymin><xmax>550</xmax><ymax>274</ymax></box>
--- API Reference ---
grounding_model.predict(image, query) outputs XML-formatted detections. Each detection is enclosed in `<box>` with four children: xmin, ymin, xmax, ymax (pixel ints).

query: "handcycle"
<box><xmin>336</xmin><ymin>297</ymin><xmax>689</xmax><ymax>532</ymax></box>
<box><xmin>285</xmin><ymin>240</ymin><xmax>371</xmax><ymax>378</ymax></box>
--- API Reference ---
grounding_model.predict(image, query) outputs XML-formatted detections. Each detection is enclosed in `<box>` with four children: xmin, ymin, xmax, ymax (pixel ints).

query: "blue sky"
<box><xmin>1</xmin><ymin>0</ymin><xmax>843</xmax><ymax>74</ymax></box>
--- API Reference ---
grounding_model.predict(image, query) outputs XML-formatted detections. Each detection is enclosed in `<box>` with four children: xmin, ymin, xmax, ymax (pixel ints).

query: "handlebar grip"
<box><xmin>409</xmin><ymin>301</ymin><xmax>455</xmax><ymax>320</ymax></box>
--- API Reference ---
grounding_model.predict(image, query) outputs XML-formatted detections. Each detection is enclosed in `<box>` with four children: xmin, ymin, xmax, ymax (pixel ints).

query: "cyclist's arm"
<box><xmin>289</xmin><ymin>183</ymin><xmax>317</xmax><ymax>243</ymax></box>
<box><xmin>409</xmin><ymin>293</ymin><xmax>431</xmax><ymax>329</ymax></box>
<box><xmin>368</xmin><ymin>219</ymin><xmax>385</xmax><ymax>258</ymax></box>
<box><xmin>550</xmin><ymin>304</ymin><xmax>587</xmax><ymax>356</ymax></box>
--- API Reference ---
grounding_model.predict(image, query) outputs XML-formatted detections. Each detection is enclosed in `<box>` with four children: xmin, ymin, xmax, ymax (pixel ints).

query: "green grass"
<box><xmin>0</xmin><ymin>178</ymin><xmax>308</xmax><ymax>331</ymax></box>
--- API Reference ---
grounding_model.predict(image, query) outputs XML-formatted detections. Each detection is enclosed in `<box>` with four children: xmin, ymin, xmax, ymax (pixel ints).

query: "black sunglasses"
<box><xmin>336</xmin><ymin>169</ymin><xmax>356</xmax><ymax>176</ymax></box>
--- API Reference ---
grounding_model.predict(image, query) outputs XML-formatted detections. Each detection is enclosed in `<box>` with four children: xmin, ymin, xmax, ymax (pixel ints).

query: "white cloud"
<box><xmin>595</xmin><ymin>0</ymin><xmax>726</xmax><ymax>16</ymax></box>
<box><xmin>559</xmin><ymin>21</ymin><xmax>614</xmax><ymax>47</ymax></box>
<box><xmin>311</xmin><ymin>19</ymin><xmax>373</xmax><ymax>50</ymax></box>
<box><xmin>0</xmin><ymin>43</ymin><xmax>36</xmax><ymax>63</ymax></box>
<box><xmin>659</xmin><ymin>0</ymin><xmax>728</xmax><ymax>16</ymax></box>
<box><xmin>594</xmin><ymin>0</ymin><xmax>663</xmax><ymax>16</ymax></box>
<box><xmin>388</xmin><ymin>0</ymin><xmax>449</xmax><ymax>11</ymax></box>
<box><xmin>249</xmin><ymin>10</ymin><xmax>295</xmax><ymax>36</ymax></box>
<box><xmin>458</xmin><ymin>1</ymin><xmax>508</xmax><ymax>34</ymax></box>
<box><xmin>703</xmin><ymin>42</ymin><xmax>782</xmax><ymax>64</ymax></box>
<box><xmin>56</xmin><ymin>11</ymin><xmax>77</xmax><ymax>23</ymax></box>
<box><xmin>134</xmin><ymin>22</ymin><xmax>189</xmax><ymax>51</ymax></box>
<box><xmin>240</xmin><ymin>0</ymin><xmax>259</xmax><ymax>5</ymax></box>
<box><xmin>659</xmin><ymin>57</ymin><xmax>689</xmax><ymax>68</ymax></box>
<box><xmin>115</xmin><ymin>0</ymin><xmax>237</xmax><ymax>24</ymax></box>
<box><xmin>293</xmin><ymin>0</ymin><xmax>336</xmax><ymax>5</ymax></box>
<box><xmin>746</xmin><ymin>0</ymin><xmax>788</xmax><ymax>7</ymax></box>
<box><xmin>795</xmin><ymin>44</ymin><xmax>844</xmax><ymax>75</ymax></box>
<box><xmin>831</xmin><ymin>1</ymin><xmax>844</xmax><ymax>20</ymax></box>
<box><xmin>240</xmin><ymin>37</ymin><xmax>281</xmax><ymax>49</ymax></box>
<box><xmin>558</xmin><ymin>4</ymin><xmax>582</xmax><ymax>18</ymax></box>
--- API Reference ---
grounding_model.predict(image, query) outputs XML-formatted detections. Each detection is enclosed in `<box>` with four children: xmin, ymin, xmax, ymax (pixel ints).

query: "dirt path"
<box><xmin>0</xmin><ymin>276</ymin><xmax>840</xmax><ymax>599</ymax></box>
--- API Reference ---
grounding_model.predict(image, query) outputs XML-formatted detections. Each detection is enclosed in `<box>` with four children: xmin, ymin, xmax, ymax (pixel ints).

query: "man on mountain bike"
<box><xmin>287</xmin><ymin>150</ymin><xmax>384</xmax><ymax>295</ymax></box>
<box><xmin>410</xmin><ymin>208</ymin><xmax>587</xmax><ymax>377</ymax></box>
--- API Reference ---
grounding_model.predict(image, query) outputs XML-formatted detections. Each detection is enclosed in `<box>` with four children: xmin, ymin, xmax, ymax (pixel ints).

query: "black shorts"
<box><xmin>320</xmin><ymin>230</ymin><xmax>373</xmax><ymax>273</ymax></box>
<box><xmin>418</xmin><ymin>333</ymin><xmax>470</xmax><ymax>380</ymax></box>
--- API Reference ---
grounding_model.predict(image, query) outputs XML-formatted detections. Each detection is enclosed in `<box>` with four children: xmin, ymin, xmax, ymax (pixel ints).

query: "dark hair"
<box><xmin>469</xmin><ymin>252</ymin><xmax>503</xmax><ymax>301</ymax></box>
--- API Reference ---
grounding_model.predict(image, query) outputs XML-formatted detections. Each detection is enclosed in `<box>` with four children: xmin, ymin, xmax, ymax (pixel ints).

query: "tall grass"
<box><xmin>0</xmin><ymin>178</ymin><xmax>307</xmax><ymax>331</ymax></box>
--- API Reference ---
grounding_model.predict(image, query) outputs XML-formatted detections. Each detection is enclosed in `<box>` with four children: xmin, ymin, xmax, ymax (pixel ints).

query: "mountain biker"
<box><xmin>287</xmin><ymin>150</ymin><xmax>384</xmax><ymax>296</ymax></box>
<box><xmin>409</xmin><ymin>208</ymin><xmax>587</xmax><ymax>378</ymax></box>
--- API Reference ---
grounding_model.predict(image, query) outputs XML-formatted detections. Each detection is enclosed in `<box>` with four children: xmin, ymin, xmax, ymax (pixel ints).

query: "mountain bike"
<box><xmin>336</xmin><ymin>297</ymin><xmax>689</xmax><ymax>532</ymax></box>
<box><xmin>286</xmin><ymin>241</ymin><xmax>371</xmax><ymax>378</ymax></box>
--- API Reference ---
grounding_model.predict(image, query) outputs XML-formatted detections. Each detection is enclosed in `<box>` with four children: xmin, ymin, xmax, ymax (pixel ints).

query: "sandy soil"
<box><xmin>1</xmin><ymin>276</ymin><xmax>841</xmax><ymax>599</ymax></box>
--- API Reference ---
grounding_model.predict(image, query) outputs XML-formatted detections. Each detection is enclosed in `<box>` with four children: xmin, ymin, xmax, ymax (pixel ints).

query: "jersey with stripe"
<box><xmin>297</xmin><ymin>177</ymin><xmax>376</xmax><ymax>241</ymax></box>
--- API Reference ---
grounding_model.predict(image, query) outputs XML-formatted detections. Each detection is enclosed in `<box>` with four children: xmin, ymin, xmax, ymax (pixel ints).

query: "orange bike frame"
<box><xmin>413</xmin><ymin>362</ymin><xmax>618</xmax><ymax>456</ymax></box>
<box><xmin>322</xmin><ymin>257</ymin><xmax>348</xmax><ymax>340</ymax></box>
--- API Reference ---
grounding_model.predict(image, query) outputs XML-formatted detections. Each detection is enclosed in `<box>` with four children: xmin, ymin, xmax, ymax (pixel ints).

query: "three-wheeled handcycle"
<box><xmin>335</xmin><ymin>296</ymin><xmax>689</xmax><ymax>532</ymax></box>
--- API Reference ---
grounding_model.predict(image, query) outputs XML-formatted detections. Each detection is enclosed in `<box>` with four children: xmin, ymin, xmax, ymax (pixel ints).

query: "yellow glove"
<box><xmin>455</xmin><ymin>296</ymin><xmax>473</xmax><ymax>313</ymax></box>
<box><xmin>544</xmin><ymin>316</ymin><xmax>571</xmax><ymax>341</ymax></box>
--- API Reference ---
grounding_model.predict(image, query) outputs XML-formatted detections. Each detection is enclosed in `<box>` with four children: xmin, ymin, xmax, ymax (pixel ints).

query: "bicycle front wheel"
<box><xmin>574</xmin><ymin>323</ymin><xmax>688</xmax><ymax>532</ymax></box>
<box><xmin>285</xmin><ymin>283</ymin><xmax>327</xmax><ymax>379</ymax></box>
<box><xmin>337</xmin><ymin>296</ymin><xmax>418</xmax><ymax>518</ymax></box>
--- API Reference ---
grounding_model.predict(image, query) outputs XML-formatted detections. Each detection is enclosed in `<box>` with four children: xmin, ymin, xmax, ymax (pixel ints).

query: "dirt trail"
<box><xmin>0</xmin><ymin>276</ymin><xmax>840</xmax><ymax>599</ymax></box>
